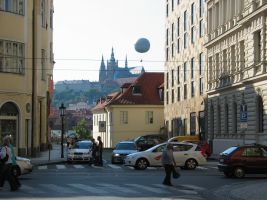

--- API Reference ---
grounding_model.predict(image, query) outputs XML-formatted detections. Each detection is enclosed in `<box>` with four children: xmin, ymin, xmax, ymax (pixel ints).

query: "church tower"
<box><xmin>99</xmin><ymin>55</ymin><xmax>106</xmax><ymax>82</ymax></box>
<box><xmin>106</xmin><ymin>47</ymin><xmax>118</xmax><ymax>80</ymax></box>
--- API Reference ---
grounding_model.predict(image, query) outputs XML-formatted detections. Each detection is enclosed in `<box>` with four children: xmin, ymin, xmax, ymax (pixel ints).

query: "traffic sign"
<box><xmin>240</xmin><ymin>104</ymin><xmax>247</xmax><ymax>122</ymax></box>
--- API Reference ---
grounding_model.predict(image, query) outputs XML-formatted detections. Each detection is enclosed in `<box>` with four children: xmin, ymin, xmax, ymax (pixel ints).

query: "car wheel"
<box><xmin>135</xmin><ymin>158</ymin><xmax>148</xmax><ymax>170</ymax></box>
<box><xmin>223</xmin><ymin>171</ymin><xmax>233</xmax><ymax>178</ymax></box>
<box><xmin>185</xmin><ymin>159</ymin><xmax>197</xmax><ymax>170</ymax></box>
<box><xmin>12</xmin><ymin>165</ymin><xmax>21</xmax><ymax>177</ymax></box>
<box><xmin>234</xmin><ymin>167</ymin><xmax>245</xmax><ymax>178</ymax></box>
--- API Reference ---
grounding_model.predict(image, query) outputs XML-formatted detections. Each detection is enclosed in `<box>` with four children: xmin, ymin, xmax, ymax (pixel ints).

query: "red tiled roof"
<box><xmin>110</xmin><ymin>72</ymin><xmax>164</xmax><ymax>105</ymax></box>
<box><xmin>91</xmin><ymin>92</ymin><xmax>120</xmax><ymax>111</ymax></box>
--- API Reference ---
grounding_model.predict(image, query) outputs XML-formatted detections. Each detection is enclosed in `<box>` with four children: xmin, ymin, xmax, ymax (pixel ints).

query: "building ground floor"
<box><xmin>0</xmin><ymin>93</ymin><xmax>49</xmax><ymax>156</ymax></box>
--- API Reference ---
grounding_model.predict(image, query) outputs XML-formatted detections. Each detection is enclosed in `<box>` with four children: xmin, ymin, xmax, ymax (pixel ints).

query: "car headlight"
<box><xmin>113</xmin><ymin>154</ymin><xmax>120</xmax><ymax>157</ymax></box>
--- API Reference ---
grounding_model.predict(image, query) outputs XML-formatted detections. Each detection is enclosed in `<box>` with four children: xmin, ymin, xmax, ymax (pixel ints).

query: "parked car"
<box><xmin>111</xmin><ymin>141</ymin><xmax>138</xmax><ymax>164</ymax></box>
<box><xmin>124</xmin><ymin>142</ymin><xmax>207</xmax><ymax>170</ymax></box>
<box><xmin>168</xmin><ymin>136</ymin><xmax>211</xmax><ymax>158</ymax></box>
<box><xmin>12</xmin><ymin>157</ymin><xmax>33</xmax><ymax>177</ymax></box>
<box><xmin>134</xmin><ymin>134</ymin><xmax>168</xmax><ymax>151</ymax></box>
<box><xmin>67</xmin><ymin>140</ymin><xmax>93</xmax><ymax>163</ymax></box>
<box><xmin>218</xmin><ymin>144</ymin><xmax>267</xmax><ymax>178</ymax></box>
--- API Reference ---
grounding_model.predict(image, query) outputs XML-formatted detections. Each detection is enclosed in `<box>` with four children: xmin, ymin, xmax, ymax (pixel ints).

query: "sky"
<box><xmin>53</xmin><ymin>0</ymin><xmax>165</xmax><ymax>83</ymax></box>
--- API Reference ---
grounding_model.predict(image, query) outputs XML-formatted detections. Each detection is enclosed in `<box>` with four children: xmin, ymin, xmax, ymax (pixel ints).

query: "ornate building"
<box><xmin>0</xmin><ymin>0</ymin><xmax>54</xmax><ymax>156</ymax></box>
<box><xmin>99</xmin><ymin>48</ymin><xmax>144</xmax><ymax>83</ymax></box>
<box><xmin>206</xmin><ymin>0</ymin><xmax>267</xmax><ymax>154</ymax></box>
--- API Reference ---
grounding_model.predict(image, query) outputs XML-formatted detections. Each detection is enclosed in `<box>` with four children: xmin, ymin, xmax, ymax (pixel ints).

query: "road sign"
<box><xmin>240</xmin><ymin>104</ymin><xmax>247</xmax><ymax>122</ymax></box>
<box><xmin>240</xmin><ymin>123</ymin><xmax>248</xmax><ymax>129</ymax></box>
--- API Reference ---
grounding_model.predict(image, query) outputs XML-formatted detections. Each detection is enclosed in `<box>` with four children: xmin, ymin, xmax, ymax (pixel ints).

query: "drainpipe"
<box><xmin>31</xmin><ymin>2</ymin><xmax>36</xmax><ymax>157</ymax></box>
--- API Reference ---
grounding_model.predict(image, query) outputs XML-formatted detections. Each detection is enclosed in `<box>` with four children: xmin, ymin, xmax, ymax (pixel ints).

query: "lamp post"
<box><xmin>59</xmin><ymin>103</ymin><xmax>66</xmax><ymax>158</ymax></box>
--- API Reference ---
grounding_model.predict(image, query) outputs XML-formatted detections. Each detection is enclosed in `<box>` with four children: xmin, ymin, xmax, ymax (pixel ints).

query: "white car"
<box><xmin>12</xmin><ymin>157</ymin><xmax>33</xmax><ymax>177</ymax></box>
<box><xmin>124</xmin><ymin>142</ymin><xmax>207</xmax><ymax>170</ymax></box>
<box><xmin>67</xmin><ymin>140</ymin><xmax>93</xmax><ymax>162</ymax></box>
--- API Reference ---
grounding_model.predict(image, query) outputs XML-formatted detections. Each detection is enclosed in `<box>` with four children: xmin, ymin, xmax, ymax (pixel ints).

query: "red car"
<box><xmin>218</xmin><ymin>144</ymin><xmax>267</xmax><ymax>178</ymax></box>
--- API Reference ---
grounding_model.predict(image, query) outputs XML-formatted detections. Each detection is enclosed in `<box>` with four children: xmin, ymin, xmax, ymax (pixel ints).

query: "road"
<box><xmin>0</xmin><ymin>161</ymin><xmax>265</xmax><ymax>200</ymax></box>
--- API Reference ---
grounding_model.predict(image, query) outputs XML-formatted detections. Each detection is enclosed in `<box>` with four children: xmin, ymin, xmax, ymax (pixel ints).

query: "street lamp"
<box><xmin>59</xmin><ymin>103</ymin><xmax>66</xmax><ymax>158</ymax></box>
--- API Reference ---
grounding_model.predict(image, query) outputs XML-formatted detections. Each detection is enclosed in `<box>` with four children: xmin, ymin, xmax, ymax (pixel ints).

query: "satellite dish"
<box><xmin>134</xmin><ymin>38</ymin><xmax>150</xmax><ymax>53</ymax></box>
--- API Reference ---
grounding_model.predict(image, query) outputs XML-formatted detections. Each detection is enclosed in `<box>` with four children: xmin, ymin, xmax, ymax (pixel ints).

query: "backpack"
<box><xmin>0</xmin><ymin>146</ymin><xmax>9</xmax><ymax>164</ymax></box>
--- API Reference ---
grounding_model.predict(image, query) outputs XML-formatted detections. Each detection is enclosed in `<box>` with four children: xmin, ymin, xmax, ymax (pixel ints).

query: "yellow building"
<box><xmin>0</xmin><ymin>0</ymin><xmax>54</xmax><ymax>156</ymax></box>
<box><xmin>92</xmin><ymin>73</ymin><xmax>165</xmax><ymax>148</ymax></box>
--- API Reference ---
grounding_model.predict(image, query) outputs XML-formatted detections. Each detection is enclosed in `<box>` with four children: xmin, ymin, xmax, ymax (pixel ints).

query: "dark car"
<box><xmin>134</xmin><ymin>134</ymin><xmax>168</xmax><ymax>151</ymax></box>
<box><xmin>218</xmin><ymin>144</ymin><xmax>267</xmax><ymax>178</ymax></box>
<box><xmin>111</xmin><ymin>141</ymin><xmax>138</xmax><ymax>164</ymax></box>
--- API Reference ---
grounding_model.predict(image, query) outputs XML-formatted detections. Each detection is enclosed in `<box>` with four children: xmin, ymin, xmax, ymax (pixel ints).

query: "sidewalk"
<box><xmin>30</xmin><ymin>143</ymin><xmax>67</xmax><ymax>166</ymax></box>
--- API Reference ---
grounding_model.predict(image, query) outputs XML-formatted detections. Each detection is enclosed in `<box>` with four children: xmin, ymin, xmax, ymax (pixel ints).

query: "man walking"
<box><xmin>97</xmin><ymin>136</ymin><xmax>103</xmax><ymax>166</ymax></box>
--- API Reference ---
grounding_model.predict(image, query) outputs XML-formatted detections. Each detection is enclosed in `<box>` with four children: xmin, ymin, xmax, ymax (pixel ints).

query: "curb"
<box><xmin>32</xmin><ymin>160</ymin><xmax>67</xmax><ymax>166</ymax></box>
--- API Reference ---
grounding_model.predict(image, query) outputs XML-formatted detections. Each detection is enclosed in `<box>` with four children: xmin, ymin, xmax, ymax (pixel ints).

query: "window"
<box><xmin>242</xmin><ymin>147</ymin><xmax>262</xmax><ymax>157</ymax></box>
<box><xmin>171</xmin><ymin>0</ymin><xmax>174</xmax><ymax>11</ymax></box>
<box><xmin>166</xmin><ymin>72</ymin><xmax>169</xmax><ymax>89</ymax></box>
<box><xmin>191</xmin><ymin>57</ymin><xmax>194</xmax><ymax>79</ymax></box>
<box><xmin>120</xmin><ymin>111</ymin><xmax>128</xmax><ymax>124</ymax></box>
<box><xmin>184</xmin><ymin>84</ymin><xmax>187</xmax><ymax>99</ymax></box>
<box><xmin>191</xmin><ymin>81</ymin><xmax>194</xmax><ymax>97</ymax></box>
<box><xmin>184</xmin><ymin>10</ymin><xmax>187</xmax><ymax>32</ymax></box>
<box><xmin>190</xmin><ymin>112</ymin><xmax>196</xmax><ymax>135</ymax></box>
<box><xmin>225</xmin><ymin>104</ymin><xmax>229</xmax><ymax>134</ymax></box>
<box><xmin>199</xmin><ymin>53</ymin><xmax>204</xmax><ymax>76</ymax></box>
<box><xmin>199</xmin><ymin>78</ymin><xmax>203</xmax><ymax>95</ymax></box>
<box><xmin>199</xmin><ymin>111</ymin><xmax>205</xmax><ymax>137</ymax></box>
<box><xmin>177</xmin><ymin>17</ymin><xmax>180</xmax><ymax>37</ymax></box>
<box><xmin>184</xmin><ymin>62</ymin><xmax>187</xmax><ymax>81</ymax></box>
<box><xmin>166</xmin><ymin>91</ymin><xmax>169</xmax><ymax>104</ymax></box>
<box><xmin>232</xmin><ymin>102</ymin><xmax>237</xmax><ymax>133</ymax></box>
<box><xmin>191</xmin><ymin>27</ymin><xmax>195</xmax><ymax>44</ymax></box>
<box><xmin>177</xmin><ymin>87</ymin><xmax>180</xmax><ymax>101</ymax></box>
<box><xmin>171</xmin><ymin>69</ymin><xmax>174</xmax><ymax>87</ymax></box>
<box><xmin>166</xmin><ymin>29</ymin><xmax>169</xmax><ymax>46</ymax></box>
<box><xmin>171</xmin><ymin>23</ymin><xmax>174</xmax><ymax>42</ymax></box>
<box><xmin>172</xmin><ymin>89</ymin><xmax>174</xmax><ymax>103</ymax></box>
<box><xmin>184</xmin><ymin>33</ymin><xmax>188</xmax><ymax>49</ymax></box>
<box><xmin>0</xmin><ymin>40</ymin><xmax>24</xmax><ymax>74</ymax></box>
<box><xmin>132</xmin><ymin>86</ymin><xmax>141</xmax><ymax>94</ymax></box>
<box><xmin>199</xmin><ymin>0</ymin><xmax>204</xmax><ymax>18</ymax></box>
<box><xmin>191</xmin><ymin>3</ymin><xmax>195</xmax><ymax>24</ymax></box>
<box><xmin>254</xmin><ymin>31</ymin><xmax>261</xmax><ymax>65</ymax></box>
<box><xmin>166</xmin><ymin>2</ymin><xmax>169</xmax><ymax>17</ymax></box>
<box><xmin>217</xmin><ymin>105</ymin><xmax>221</xmax><ymax>134</ymax></box>
<box><xmin>0</xmin><ymin>0</ymin><xmax>24</xmax><ymax>15</ymax></box>
<box><xmin>41</xmin><ymin>49</ymin><xmax>46</xmax><ymax>80</ymax></box>
<box><xmin>257</xmin><ymin>95</ymin><xmax>264</xmax><ymax>133</ymax></box>
<box><xmin>200</xmin><ymin>19</ymin><xmax>205</xmax><ymax>37</ymax></box>
<box><xmin>146</xmin><ymin>111</ymin><xmax>153</xmax><ymax>124</ymax></box>
<box><xmin>177</xmin><ymin>65</ymin><xmax>180</xmax><ymax>84</ymax></box>
<box><xmin>177</xmin><ymin>38</ymin><xmax>180</xmax><ymax>53</ymax></box>
<box><xmin>41</xmin><ymin>0</ymin><xmax>46</xmax><ymax>28</ymax></box>
<box><xmin>184</xmin><ymin>118</ymin><xmax>188</xmax><ymax>135</ymax></box>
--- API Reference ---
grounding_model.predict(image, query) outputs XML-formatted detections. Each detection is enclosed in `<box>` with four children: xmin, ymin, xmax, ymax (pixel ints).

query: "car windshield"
<box><xmin>116</xmin><ymin>142</ymin><xmax>137</xmax><ymax>150</ymax></box>
<box><xmin>221</xmin><ymin>146</ymin><xmax>238</xmax><ymax>155</ymax></box>
<box><xmin>73</xmin><ymin>142</ymin><xmax>92</xmax><ymax>149</ymax></box>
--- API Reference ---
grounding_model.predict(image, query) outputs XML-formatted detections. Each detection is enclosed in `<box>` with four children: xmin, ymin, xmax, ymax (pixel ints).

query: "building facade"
<box><xmin>92</xmin><ymin>73</ymin><xmax>165</xmax><ymax>148</ymax></box>
<box><xmin>206</xmin><ymin>0</ymin><xmax>267</xmax><ymax>154</ymax></box>
<box><xmin>0</xmin><ymin>0</ymin><xmax>54</xmax><ymax>156</ymax></box>
<box><xmin>164</xmin><ymin>0</ymin><xmax>207</xmax><ymax>139</ymax></box>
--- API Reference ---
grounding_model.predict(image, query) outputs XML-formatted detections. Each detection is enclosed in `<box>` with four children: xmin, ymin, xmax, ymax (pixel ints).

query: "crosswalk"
<box><xmin>0</xmin><ymin>182</ymin><xmax>205</xmax><ymax>197</ymax></box>
<box><xmin>35</xmin><ymin>164</ymin><xmax>218</xmax><ymax>171</ymax></box>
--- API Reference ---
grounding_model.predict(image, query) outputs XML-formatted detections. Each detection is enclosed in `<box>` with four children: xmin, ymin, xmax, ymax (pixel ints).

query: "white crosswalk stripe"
<box><xmin>73</xmin><ymin>164</ymin><xmax>85</xmax><ymax>169</ymax></box>
<box><xmin>197</xmin><ymin>166</ymin><xmax>209</xmax><ymax>170</ymax></box>
<box><xmin>39</xmin><ymin>184</ymin><xmax>77</xmax><ymax>193</ymax></box>
<box><xmin>126</xmin><ymin>183</ymin><xmax>169</xmax><ymax>194</ymax></box>
<box><xmin>37</xmin><ymin>165</ymin><xmax>48</xmax><ymax>170</ymax></box>
<box><xmin>56</xmin><ymin>165</ymin><xmax>66</xmax><ymax>169</ymax></box>
<box><xmin>20</xmin><ymin>185</ymin><xmax>46</xmax><ymax>194</ymax></box>
<box><xmin>68</xmin><ymin>183</ymin><xmax>109</xmax><ymax>194</ymax></box>
<box><xmin>107</xmin><ymin>164</ymin><xmax>122</xmax><ymax>169</ymax></box>
<box><xmin>154</xmin><ymin>184</ymin><xmax>198</xmax><ymax>195</ymax></box>
<box><xmin>98</xmin><ymin>183</ymin><xmax>137</xmax><ymax>194</ymax></box>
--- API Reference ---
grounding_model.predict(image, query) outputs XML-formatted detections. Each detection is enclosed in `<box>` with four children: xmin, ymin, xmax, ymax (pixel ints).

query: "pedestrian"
<box><xmin>97</xmin><ymin>136</ymin><xmax>103</xmax><ymax>166</ymax></box>
<box><xmin>0</xmin><ymin>135</ymin><xmax>19</xmax><ymax>191</ymax></box>
<box><xmin>161</xmin><ymin>143</ymin><xmax>177</xmax><ymax>186</ymax></box>
<box><xmin>91</xmin><ymin>138</ymin><xmax>98</xmax><ymax>165</ymax></box>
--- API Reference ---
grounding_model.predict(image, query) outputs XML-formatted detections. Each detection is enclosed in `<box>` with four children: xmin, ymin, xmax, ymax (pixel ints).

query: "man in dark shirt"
<box><xmin>97</xmin><ymin>136</ymin><xmax>103</xmax><ymax>166</ymax></box>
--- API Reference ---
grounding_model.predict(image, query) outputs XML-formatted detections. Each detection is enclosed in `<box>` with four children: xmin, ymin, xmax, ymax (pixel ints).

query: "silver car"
<box><xmin>67</xmin><ymin>140</ymin><xmax>93</xmax><ymax>163</ymax></box>
<box><xmin>111</xmin><ymin>141</ymin><xmax>138</xmax><ymax>164</ymax></box>
<box><xmin>12</xmin><ymin>157</ymin><xmax>33</xmax><ymax>177</ymax></box>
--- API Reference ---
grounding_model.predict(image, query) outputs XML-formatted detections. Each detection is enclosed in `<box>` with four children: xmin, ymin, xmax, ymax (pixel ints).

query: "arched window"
<box><xmin>217</xmin><ymin>104</ymin><xmax>221</xmax><ymax>134</ymax></box>
<box><xmin>225</xmin><ymin>104</ymin><xmax>229</xmax><ymax>134</ymax></box>
<box><xmin>232</xmin><ymin>102</ymin><xmax>237</xmax><ymax>133</ymax></box>
<box><xmin>0</xmin><ymin>102</ymin><xmax>18</xmax><ymax>146</ymax></box>
<box><xmin>257</xmin><ymin>95</ymin><xmax>264</xmax><ymax>133</ymax></box>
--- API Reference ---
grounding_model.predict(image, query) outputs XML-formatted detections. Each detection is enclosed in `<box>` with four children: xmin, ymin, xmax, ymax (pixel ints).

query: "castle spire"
<box><xmin>125</xmin><ymin>55</ymin><xmax>128</xmax><ymax>68</ymax></box>
<box><xmin>99</xmin><ymin>55</ymin><xmax>106</xmax><ymax>82</ymax></box>
<box><xmin>110</xmin><ymin>47</ymin><xmax>115</xmax><ymax>61</ymax></box>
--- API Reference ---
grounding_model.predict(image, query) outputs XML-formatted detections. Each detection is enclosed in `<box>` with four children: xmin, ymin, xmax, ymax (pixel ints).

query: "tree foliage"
<box><xmin>74</xmin><ymin>119</ymin><xmax>91</xmax><ymax>140</ymax></box>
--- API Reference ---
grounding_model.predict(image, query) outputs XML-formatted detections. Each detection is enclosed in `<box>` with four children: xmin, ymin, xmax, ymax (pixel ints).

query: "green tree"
<box><xmin>74</xmin><ymin>119</ymin><xmax>91</xmax><ymax>139</ymax></box>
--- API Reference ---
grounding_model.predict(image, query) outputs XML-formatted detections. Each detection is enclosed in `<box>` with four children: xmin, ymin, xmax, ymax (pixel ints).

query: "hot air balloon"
<box><xmin>134</xmin><ymin>38</ymin><xmax>150</xmax><ymax>53</ymax></box>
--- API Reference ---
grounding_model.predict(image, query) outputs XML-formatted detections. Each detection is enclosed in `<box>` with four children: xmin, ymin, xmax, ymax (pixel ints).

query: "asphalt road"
<box><xmin>0</xmin><ymin>160</ymin><xmax>256</xmax><ymax>200</ymax></box>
